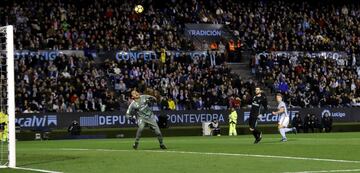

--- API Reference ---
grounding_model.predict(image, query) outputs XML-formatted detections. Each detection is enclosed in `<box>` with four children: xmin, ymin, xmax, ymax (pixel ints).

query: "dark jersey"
<box><xmin>250</xmin><ymin>94</ymin><xmax>268</xmax><ymax>117</ymax></box>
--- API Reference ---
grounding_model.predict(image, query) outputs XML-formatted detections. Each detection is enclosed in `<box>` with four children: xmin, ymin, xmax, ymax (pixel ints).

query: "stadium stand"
<box><xmin>0</xmin><ymin>0</ymin><xmax>359</xmax><ymax>112</ymax></box>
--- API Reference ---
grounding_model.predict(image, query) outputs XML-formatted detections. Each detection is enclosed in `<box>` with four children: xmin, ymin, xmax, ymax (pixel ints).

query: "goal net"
<box><xmin>0</xmin><ymin>25</ymin><xmax>16</xmax><ymax>168</ymax></box>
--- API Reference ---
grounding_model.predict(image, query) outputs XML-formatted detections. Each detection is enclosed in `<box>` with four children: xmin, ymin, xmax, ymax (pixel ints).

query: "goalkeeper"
<box><xmin>0</xmin><ymin>111</ymin><xmax>8</xmax><ymax>142</ymax></box>
<box><xmin>126</xmin><ymin>90</ymin><xmax>167</xmax><ymax>150</ymax></box>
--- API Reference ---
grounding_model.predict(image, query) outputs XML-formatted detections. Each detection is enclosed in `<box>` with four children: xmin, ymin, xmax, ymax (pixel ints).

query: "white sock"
<box><xmin>284</xmin><ymin>128</ymin><xmax>293</xmax><ymax>133</ymax></box>
<box><xmin>279</xmin><ymin>128</ymin><xmax>286</xmax><ymax>139</ymax></box>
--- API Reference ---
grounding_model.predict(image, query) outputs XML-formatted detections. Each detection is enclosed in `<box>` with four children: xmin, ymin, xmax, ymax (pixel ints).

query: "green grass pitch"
<box><xmin>2</xmin><ymin>132</ymin><xmax>360</xmax><ymax>173</ymax></box>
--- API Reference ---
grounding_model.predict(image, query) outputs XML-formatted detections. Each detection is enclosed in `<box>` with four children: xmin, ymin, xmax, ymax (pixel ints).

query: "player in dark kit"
<box><xmin>249</xmin><ymin>87</ymin><xmax>268</xmax><ymax>144</ymax></box>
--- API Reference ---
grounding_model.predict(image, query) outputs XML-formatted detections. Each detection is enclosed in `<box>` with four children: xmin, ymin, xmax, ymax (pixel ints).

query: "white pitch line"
<box><xmin>284</xmin><ymin>169</ymin><xmax>360</xmax><ymax>173</ymax></box>
<box><xmin>12</xmin><ymin>166</ymin><xmax>63</xmax><ymax>173</ymax></box>
<box><xmin>59</xmin><ymin>148</ymin><xmax>360</xmax><ymax>164</ymax></box>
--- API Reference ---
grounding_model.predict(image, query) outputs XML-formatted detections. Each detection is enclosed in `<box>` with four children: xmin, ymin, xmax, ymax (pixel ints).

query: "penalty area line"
<box><xmin>58</xmin><ymin>148</ymin><xmax>360</xmax><ymax>164</ymax></box>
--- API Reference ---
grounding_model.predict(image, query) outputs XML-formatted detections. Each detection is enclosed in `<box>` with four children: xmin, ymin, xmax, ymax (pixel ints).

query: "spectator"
<box><xmin>233</xmin><ymin>97</ymin><xmax>241</xmax><ymax>109</ymax></box>
<box><xmin>314</xmin><ymin>115</ymin><xmax>322</xmax><ymax>133</ymax></box>
<box><xmin>309</xmin><ymin>114</ymin><xmax>316</xmax><ymax>133</ymax></box>
<box><xmin>160</xmin><ymin>97</ymin><xmax>169</xmax><ymax>110</ymax></box>
<box><xmin>322</xmin><ymin>112</ymin><xmax>333</xmax><ymax>133</ymax></box>
<box><xmin>195</xmin><ymin>97</ymin><xmax>205</xmax><ymax>110</ymax></box>
<box><xmin>292</xmin><ymin>113</ymin><xmax>303</xmax><ymax>133</ymax></box>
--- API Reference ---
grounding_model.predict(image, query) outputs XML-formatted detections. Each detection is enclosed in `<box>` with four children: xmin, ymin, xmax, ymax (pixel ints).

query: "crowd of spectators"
<box><xmin>292</xmin><ymin>112</ymin><xmax>333</xmax><ymax>133</ymax></box>
<box><xmin>15</xmin><ymin>54</ymin><xmax>118</xmax><ymax>113</ymax></box>
<box><xmin>15</xmin><ymin>52</ymin><xmax>360</xmax><ymax>112</ymax></box>
<box><xmin>0</xmin><ymin>0</ymin><xmax>196</xmax><ymax>51</ymax></box>
<box><xmin>15</xmin><ymin>53</ymin><xmax>257</xmax><ymax>113</ymax></box>
<box><xmin>2</xmin><ymin>0</ymin><xmax>360</xmax><ymax>53</ymax></box>
<box><xmin>2</xmin><ymin>0</ymin><xmax>360</xmax><ymax>113</ymax></box>
<box><xmin>253</xmin><ymin>53</ymin><xmax>360</xmax><ymax>108</ymax></box>
<box><xmin>198</xmin><ymin>0</ymin><xmax>360</xmax><ymax>53</ymax></box>
<box><xmin>107</xmin><ymin>52</ymin><xmax>257</xmax><ymax>111</ymax></box>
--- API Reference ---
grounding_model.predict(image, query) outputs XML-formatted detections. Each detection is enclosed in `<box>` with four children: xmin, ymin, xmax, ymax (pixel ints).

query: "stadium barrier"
<box><xmin>15</xmin><ymin>50</ymin><xmax>84</xmax><ymax>60</ymax></box>
<box><xmin>103</xmin><ymin>50</ymin><xmax>213</xmax><ymax>62</ymax></box>
<box><xmin>16</xmin><ymin>108</ymin><xmax>360</xmax><ymax>130</ymax></box>
<box><xmin>15</xmin><ymin>50</ymin><xmax>353</xmax><ymax>63</ymax></box>
<box><xmin>256</xmin><ymin>51</ymin><xmax>348</xmax><ymax>61</ymax></box>
<box><xmin>15</xmin><ymin>49</ymin><xmax>215</xmax><ymax>62</ymax></box>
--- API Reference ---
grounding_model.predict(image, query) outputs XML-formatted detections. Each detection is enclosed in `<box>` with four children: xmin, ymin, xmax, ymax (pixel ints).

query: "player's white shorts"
<box><xmin>278</xmin><ymin>116</ymin><xmax>289</xmax><ymax>127</ymax></box>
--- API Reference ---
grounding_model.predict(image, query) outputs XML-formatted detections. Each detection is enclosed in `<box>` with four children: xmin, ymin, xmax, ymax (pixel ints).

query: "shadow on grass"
<box><xmin>138</xmin><ymin>147</ymin><xmax>175</xmax><ymax>150</ymax></box>
<box><xmin>259</xmin><ymin>138</ymin><xmax>299</xmax><ymax>144</ymax></box>
<box><xmin>17</xmin><ymin>154</ymin><xmax>79</xmax><ymax>167</ymax></box>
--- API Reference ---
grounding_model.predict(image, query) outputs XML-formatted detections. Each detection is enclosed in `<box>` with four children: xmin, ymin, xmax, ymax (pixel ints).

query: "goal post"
<box><xmin>0</xmin><ymin>25</ymin><xmax>16</xmax><ymax>168</ymax></box>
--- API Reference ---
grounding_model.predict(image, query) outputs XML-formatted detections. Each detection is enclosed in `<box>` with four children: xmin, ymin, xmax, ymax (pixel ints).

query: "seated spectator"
<box><xmin>233</xmin><ymin>97</ymin><xmax>241</xmax><ymax>109</ymax></box>
<box><xmin>195</xmin><ymin>97</ymin><xmax>205</xmax><ymax>110</ymax></box>
<box><xmin>68</xmin><ymin>120</ymin><xmax>81</xmax><ymax>136</ymax></box>
<box><xmin>352</xmin><ymin>97</ymin><xmax>360</xmax><ymax>107</ymax></box>
<box><xmin>208</xmin><ymin>119</ymin><xmax>221</xmax><ymax>136</ymax></box>
<box><xmin>257</xmin><ymin>56</ymin><xmax>359</xmax><ymax>108</ymax></box>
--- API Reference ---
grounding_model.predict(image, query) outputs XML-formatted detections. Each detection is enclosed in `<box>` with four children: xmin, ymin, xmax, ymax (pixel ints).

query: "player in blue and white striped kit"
<box><xmin>272</xmin><ymin>93</ymin><xmax>297</xmax><ymax>142</ymax></box>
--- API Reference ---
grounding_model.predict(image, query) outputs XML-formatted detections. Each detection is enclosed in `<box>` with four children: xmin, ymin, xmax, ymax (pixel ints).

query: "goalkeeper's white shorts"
<box><xmin>278</xmin><ymin>116</ymin><xmax>289</xmax><ymax>127</ymax></box>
